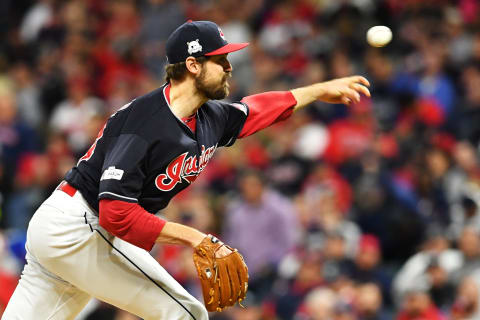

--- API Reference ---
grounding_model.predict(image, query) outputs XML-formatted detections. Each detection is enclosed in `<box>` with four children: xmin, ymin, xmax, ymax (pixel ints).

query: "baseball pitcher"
<box><xmin>2</xmin><ymin>20</ymin><xmax>370</xmax><ymax>319</ymax></box>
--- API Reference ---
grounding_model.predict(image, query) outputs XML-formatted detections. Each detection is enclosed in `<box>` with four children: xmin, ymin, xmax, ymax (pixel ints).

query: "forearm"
<box><xmin>156</xmin><ymin>221</ymin><xmax>206</xmax><ymax>247</ymax></box>
<box><xmin>99</xmin><ymin>199</ymin><xmax>206</xmax><ymax>249</ymax></box>
<box><xmin>290</xmin><ymin>76</ymin><xmax>370</xmax><ymax>112</ymax></box>
<box><xmin>290</xmin><ymin>83</ymin><xmax>326</xmax><ymax>112</ymax></box>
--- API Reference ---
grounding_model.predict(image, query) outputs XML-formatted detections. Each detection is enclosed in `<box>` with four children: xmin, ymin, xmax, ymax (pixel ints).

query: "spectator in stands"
<box><xmin>294</xmin><ymin>287</ymin><xmax>337</xmax><ymax>320</ymax></box>
<box><xmin>0</xmin><ymin>77</ymin><xmax>39</xmax><ymax>210</ymax></box>
<box><xmin>448</xmin><ymin>193</ymin><xmax>480</xmax><ymax>244</ymax></box>
<box><xmin>450</xmin><ymin>276</ymin><xmax>480</xmax><ymax>320</ymax></box>
<box><xmin>276</xmin><ymin>249</ymin><xmax>325</xmax><ymax>320</ymax></box>
<box><xmin>393</xmin><ymin>228</ymin><xmax>462</xmax><ymax>307</ymax></box>
<box><xmin>138</xmin><ymin>0</ymin><xmax>186</xmax><ymax>78</ymax></box>
<box><xmin>49</xmin><ymin>76</ymin><xmax>105</xmax><ymax>155</ymax></box>
<box><xmin>224</xmin><ymin>170</ymin><xmax>298</xmax><ymax>299</ymax></box>
<box><xmin>425</xmin><ymin>256</ymin><xmax>456</xmax><ymax>310</ymax></box>
<box><xmin>457</xmin><ymin>63</ymin><xmax>480</xmax><ymax>145</ymax></box>
<box><xmin>396</xmin><ymin>290</ymin><xmax>446</xmax><ymax>320</ymax></box>
<box><xmin>345</xmin><ymin>235</ymin><xmax>392</xmax><ymax>305</ymax></box>
<box><xmin>355</xmin><ymin>283</ymin><xmax>391</xmax><ymax>320</ymax></box>
<box><xmin>322</xmin><ymin>232</ymin><xmax>352</xmax><ymax>282</ymax></box>
<box><xmin>452</xmin><ymin>227</ymin><xmax>480</xmax><ymax>283</ymax></box>
<box><xmin>9</xmin><ymin>63</ymin><xmax>44</xmax><ymax>130</ymax></box>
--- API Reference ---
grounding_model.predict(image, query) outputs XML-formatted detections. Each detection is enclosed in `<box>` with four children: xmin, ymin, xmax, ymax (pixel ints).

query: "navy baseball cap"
<box><xmin>166</xmin><ymin>20</ymin><xmax>249</xmax><ymax>64</ymax></box>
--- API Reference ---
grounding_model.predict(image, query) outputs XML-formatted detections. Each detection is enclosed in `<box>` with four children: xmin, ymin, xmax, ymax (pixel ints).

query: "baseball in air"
<box><xmin>366</xmin><ymin>26</ymin><xmax>392</xmax><ymax>47</ymax></box>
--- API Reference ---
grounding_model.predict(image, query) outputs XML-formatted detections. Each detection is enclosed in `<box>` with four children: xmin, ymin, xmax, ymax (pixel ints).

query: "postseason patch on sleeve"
<box><xmin>100</xmin><ymin>166</ymin><xmax>125</xmax><ymax>181</ymax></box>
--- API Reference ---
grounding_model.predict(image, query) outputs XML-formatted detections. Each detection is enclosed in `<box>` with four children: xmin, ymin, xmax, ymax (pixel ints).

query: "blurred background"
<box><xmin>1</xmin><ymin>0</ymin><xmax>480</xmax><ymax>319</ymax></box>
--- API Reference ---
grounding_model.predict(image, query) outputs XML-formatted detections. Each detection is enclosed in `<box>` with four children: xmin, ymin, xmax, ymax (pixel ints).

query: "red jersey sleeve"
<box><xmin>99</xmin><ymin>199</ymin><xmax>166</xmax><ymax>251</ymax></box>
<box><xmin>239</xmin><ymin>91</ymin><xmax>297</xmax><ymax>138</ymax></box>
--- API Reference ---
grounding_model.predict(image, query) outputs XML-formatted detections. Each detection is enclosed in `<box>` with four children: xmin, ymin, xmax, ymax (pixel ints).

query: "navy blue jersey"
<box><xmin>65</xmin><ymin>84</ymin><xmax>248</xmax><ymax>213</ymax></box>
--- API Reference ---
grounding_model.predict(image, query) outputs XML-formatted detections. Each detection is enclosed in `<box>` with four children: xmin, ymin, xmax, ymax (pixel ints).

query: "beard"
<box><xmin>195</xmin><ymin>68</ymin><xmax>231</xmax><ymax>100</ymax></box>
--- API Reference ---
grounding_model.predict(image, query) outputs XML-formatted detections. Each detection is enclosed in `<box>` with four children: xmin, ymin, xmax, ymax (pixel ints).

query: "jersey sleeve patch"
<box><xmin>98</xmin><ymin>133</ymin><xmax>149</xmax><ymax>202</ymax></box>
<box><xmin>100</xmin><ymin>166</ymin><xmax>125</xmax><ymax>181</ymax></box>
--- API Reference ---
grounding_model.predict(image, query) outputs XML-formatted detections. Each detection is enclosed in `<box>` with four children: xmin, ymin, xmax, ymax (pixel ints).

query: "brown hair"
<box><xmin>165</xmin><ymin>57</ymin><xmax>208</xmax><ymax>82</ymax></box>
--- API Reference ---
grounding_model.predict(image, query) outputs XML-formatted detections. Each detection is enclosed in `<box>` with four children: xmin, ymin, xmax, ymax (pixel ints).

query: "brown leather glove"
<box><xmin>193</xmin><ymin>234</ymin><xmax>249</xmax><ymax>312</ymax></box>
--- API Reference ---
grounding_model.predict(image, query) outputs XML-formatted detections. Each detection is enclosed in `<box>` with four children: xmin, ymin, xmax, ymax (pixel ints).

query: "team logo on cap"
<box><xmin>187</xmin><ymin>39</ymin><xmax>202</xmax><ymax>55</ymax></box>
<box><xmin>218</xmin><ymin>27</ymin><xmax>226</xmax><ymax>41</ymax></box>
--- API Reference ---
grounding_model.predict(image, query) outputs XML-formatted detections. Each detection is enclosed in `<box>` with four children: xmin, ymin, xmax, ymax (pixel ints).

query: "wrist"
<box><xmin>156</xmin><ymin>221</ymin><xmax>207</xmax><ymax>247</ymax></box>
<box><xmin>313</xmin><ymin>82</ymin><xmax>326</xmax><ymax>100</ymax></box>
<box><xmin>189</xmin><ymin>231</ymin><xmax>207</xmax><ymax>248</ymax></box>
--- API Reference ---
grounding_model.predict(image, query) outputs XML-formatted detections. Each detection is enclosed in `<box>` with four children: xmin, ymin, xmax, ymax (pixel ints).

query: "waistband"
<box><xmin>56</xmin><ymin>180</ymin><xmax>77</xmax><ymax>197</ymax></box>
<box><xmin>55</xmin><ymin>181</ymin><xmax>98</xmax><ymax>216</ymax></box>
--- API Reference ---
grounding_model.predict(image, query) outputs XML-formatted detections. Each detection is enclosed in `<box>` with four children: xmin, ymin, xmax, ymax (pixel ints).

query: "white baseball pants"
<box><xmin>2</xmin><ymin>190</ymin><xmax>208</xmax><ymax>320</ymax></box>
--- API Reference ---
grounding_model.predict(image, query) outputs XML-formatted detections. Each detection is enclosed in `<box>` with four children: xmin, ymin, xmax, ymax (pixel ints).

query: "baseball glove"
<box><xmin>193</xmin><ymin>234</ymin><xmax>249</xmax><ymax>312</ymax></box>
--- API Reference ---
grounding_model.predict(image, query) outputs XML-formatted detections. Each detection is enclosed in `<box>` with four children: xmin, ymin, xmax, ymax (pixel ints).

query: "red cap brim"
<box><xmin>205</xmin><ymin>43</ymin><xmax>249</xmax><ymax>56</ymax></box>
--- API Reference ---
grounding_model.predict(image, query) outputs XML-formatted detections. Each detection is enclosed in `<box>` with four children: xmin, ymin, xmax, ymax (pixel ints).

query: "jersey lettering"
<box><xmin>155</xmin><ymin>152</ymin><xmax>188</xmax><ymax>191</ymax></box>
<box><xmin>78</xmin><ymin>122</ymin><xmax>106</xmax><ymax>165</ymax></box>
<box><xmin>155</xmin><ymin>144</ymin><xmax>217</xmax><ymax>192</ymax></box>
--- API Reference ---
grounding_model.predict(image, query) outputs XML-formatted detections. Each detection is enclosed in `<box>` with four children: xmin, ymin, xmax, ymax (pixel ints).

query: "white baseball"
<box><xmin>366</xmin><ymin>26</ymin><xmax>392</xmax><ymax>47</ymax></box>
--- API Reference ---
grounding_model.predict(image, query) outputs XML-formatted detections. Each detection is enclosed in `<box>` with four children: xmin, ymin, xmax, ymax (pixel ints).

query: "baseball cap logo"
<box><xmin>218</xmin><ymin>27</ymin><xmax>226</xmax><ymax>41</ymax></box>
<box><xmin>187</xmin><ymin>39</ymin><xmax>202</xmax><ymax>55</ymax></box>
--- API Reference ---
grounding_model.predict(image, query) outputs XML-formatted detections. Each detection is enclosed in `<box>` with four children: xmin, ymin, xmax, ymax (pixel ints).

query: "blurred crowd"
<box><xmin>2</xmin><ymin>0</ymin><xmax>480</xmax><ymax>319</ymax></box>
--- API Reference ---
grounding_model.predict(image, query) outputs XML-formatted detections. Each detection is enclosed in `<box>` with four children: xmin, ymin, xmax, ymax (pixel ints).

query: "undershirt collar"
<box><xmin>165</xmin><ymin>83</ymin><xmax>196</xmax><ymax>132</ymax></box>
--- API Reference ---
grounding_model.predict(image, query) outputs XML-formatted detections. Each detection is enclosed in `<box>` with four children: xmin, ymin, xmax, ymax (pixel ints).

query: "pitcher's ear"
<box><xmin>185</xmin><ymin>57</ymin><xmax>202</xmax><ymax>75</ymax></box>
